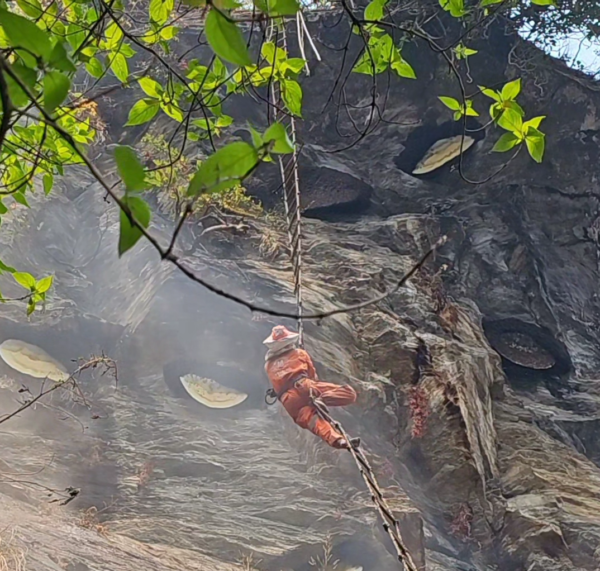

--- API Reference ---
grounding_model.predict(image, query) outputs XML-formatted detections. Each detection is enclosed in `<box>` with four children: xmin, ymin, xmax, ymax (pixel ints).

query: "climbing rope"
<box><xmin>267</xmin><ymin>14</ymin><xmax>418</xmax><ymax>571</ymax></box>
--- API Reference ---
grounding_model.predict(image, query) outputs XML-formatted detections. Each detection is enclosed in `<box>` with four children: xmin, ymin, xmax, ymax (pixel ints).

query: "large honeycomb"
<box><xmin>493</xmin><ymin>331</ymin><xmax>556</xmax><ymax>370</ymax></box>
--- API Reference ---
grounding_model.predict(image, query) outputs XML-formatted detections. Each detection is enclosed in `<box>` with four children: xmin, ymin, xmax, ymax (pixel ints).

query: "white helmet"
<box><xmin>263</xmin><ymin>325</ymin><xmax>300</xmax><ymax>353</ymax></box>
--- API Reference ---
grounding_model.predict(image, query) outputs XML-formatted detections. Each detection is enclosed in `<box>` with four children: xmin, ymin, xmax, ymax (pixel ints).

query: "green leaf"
<box><xmin>43</xmin><ymin>173</ymin><xmax>53</xmax><ymax>195</ymax></box>
<box><xmin>261</xmin><ymin>41</ymin><xmax>286</xmax><ymax>65</ymax></box>
<box><xmin>11</xmin><ymin>61</ymin><xmax>37</xmax><ymax>89</ymax></box>
<box><xmin>193</xmin><ymin>118</ymin><xmax>215</xmax><ymax>131</ymax></box>
<box><xmin>150</xmin><ymin>0</ymin><xmax>174</xmax><ymax>25</ymax></box>
<box><xmin>32</xmin><ymin>292</ymin><xmax>45</xmax><ymax>303</ymax></box>
<box><xmin>43</xmin><ymin>71</ymin><xmax>70</xmax><ymax>113</ymax></box>
<box><xmin>13</xmin><ymin>271</ymin><xmax>36</xmax><ymax>290</ymax></box>
<box><xmin>501</xmin><ymin>78</ymin><xmax>521</xmax><ymax>101</ymax></box>
<box><xmin>111</xmin><ymin>53</ymin><xmax>129</xmax><ymax>82</ymax></box>
<box><xmin>282</xmin><ymin>58</ymin><xmax>306</xmax><ymax>75</ymax></box>
<box><xmin>160</xmin><ymin>25</ymin><xmax>178</xmax><ymax>40</ymax></box>
<box><xmin>439</xmin><ymin>96</ymin><xmax>461</xmax><ymax>111</ymax></box>
<box><xmin>14</xmin><ymin>49</ymin><xmax>37</xmax><ymax>70</ymax></box>
<box><xmin>249</xmin><ymin>126</ymin><xmax>263</xmax><ymax>149</ymax></box>
<box><xmin>505</xmin><ymin>100</ymin><xmax>525</xmax><ymax>117</ymax></box>
<box><xmin>211</xmin><ymin>57</ymin><xmax>227</xmax><ymax>80</ymax></box>
<box><xmin>16</xmin><ymin>0</ymin><xmax>43</xmax><ymax>18</ymax></box>
<box><xmin>104</xmin><ymin>22</ymin><xmax>123</xmax><ymax>50</ymax></box>
<box><xmin>80</xmin><ymin>46</ymin><xmax>99</xmax><ymax>59</ymax></box>
<box><xmin>118</xmin><ymin>196</ymin><xmax>152</xmax><ymax>256</ymax></box>
<box><xmin>119</xmin><ymin>44</ymin><xmax>136</xmax><ymax>58</ymax></box>
<box><xmin>364</xmin><ymin>0</ymin><xmax>388</xmax><ymax>21</ymax></box>
<box><xmin>270</xmin><ymin>0</ymin><xmax>300</xmax><ymax>16</ymax></box>
<box><xmin>141</xmin><ymin>28</ymin><xmax>160</xmax><ymax>45</ymax></box>
<box><xmin>480</xmin><ymin>0</ymin><xmax>503</xmax><ymax>5</ymax></box>
<box><xmin>263</xmin><ymin>122</ymin><xmax>294</xmax><ymax>154</ymax></box>
<box><xmin>0</xmin><ymin>8</ymin><xmax>52</xmax><ymax>60</ymax></box>
<box><xmin>489</xmin><ymin>103</ymin><xmax>502</xmax><ymax>122</ymax></box>
<box><xmin>187</xmin><ymin>141</ymin><xmax>258</xmax><ymax>196</ymax></box>
<box><xmin>187</xmin><ymin>60</ymin><xmax>209</xmax><ymax>81</ymax></box>
<box><xmin>126</xmin><ymin>98</ymin><xmax>160</xmax><ymax>126</ymax></box>
<box><xmin>49</xmin><ymin>42</ymin><xmax>77</xmax><ymax>73</ymax></box>
<box><xmin>439</xmin><ymin>0</ymin><xmax>465</xmax><ymax>17</ymax></box>
<box><xmin>497</xmin><ymin>108</ymin><xmax>523</xmax><ymax>133</ymax></box>
<box><xmin>245</xmin><ymin>66</ymin><xmax>272</xmax><ymax>87</ymax></box>
<box><xmin>216</xmin><ymin>115</ymin><xmax>233</xmax><ymax>127</ymax></box>
<box><xmin>375</xmin><ymin>34</ymin><xmax>394</xmax><ymax>71</ymax></box>
<box><xmin>205</xmin><ymin>9</ymin><xmax>252</xmax><ymax>67</ymax></box>
<box><xmin>525</xmin><ymin>128</ymin><xmax>545</xmax><ymax>163</ymax></box>
<box><xmin>13</xmin><ymin>192</ymin><xmax>29</xmax><ymax>207</ymax></box>
<box><xmin>138</xmin><ymin>77</ymin><xmax>163</xmax><ymax>98</ymax></box>
<box><xmin>114</xmin><ymin>145</ymin><xmax>146</xmax><ymax>192</ymax></box>
<box><xmin>85</xmin><ymin>57</ymin><xmax>104</xmax><ymax>78</ymax></box>
<box><xmin>531</xmin><ymin>0</ymin><xmax>555</xmax><ymax>5</ymax></box>
<box><xmin>5</xmin><ymin>63</ymin><xmax>37</xmax><ymax>108</ymax></box>
<box><xmin>523</xmin><ymin>115</ymin><xmax>546</xmax><ymax>131</ymax></box>
<box><xmin>391</xmin><ymin>56</ymin><xmax>416</xmax><ymax>79</ymax></box>
<box><xmin>478</xmin><ymin>85</ymin><xmax>500</xmax><ymax>101</ymax></box>
<box><xmin>454</xmin><ymin>44</ymin><xmax>477</xmax><ymax>59</ymax></box>
<box><xmin>160</xmin><ymin>102</ymin><xmax>184</xmax><ymax>122</ymax></box>
<box><xmin>0</xmin><ymin>201</ymin><xmax>7</xmax><ymax>215</ymax></box>
<box><xmin>282</xmin><ymin>79</ymin><xmax>302</xmax><ymax>116</ymax></box>
<box><xmin>492</xmin><ymin>132</ymin><xmax>520</xmax><ymax>152</ymax></box>
<box><xmin>27</xmin><ymin>299</ymin><xmax>36</xmax><ymax>316</ymax></box>
<box><xmin>36</xmin><ymin>275</ymin><xmax>53</xmax><ymax>293</ymax></box>
<box><xmin>66</xmin><ymin>23</ymin><xmax>86</xmax><ymax>52</ymax></box>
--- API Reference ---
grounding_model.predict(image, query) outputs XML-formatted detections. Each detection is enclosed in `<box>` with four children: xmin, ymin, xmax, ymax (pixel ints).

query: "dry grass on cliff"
<box><xmin>238</xmin><ymin>552</ymin><xmax>262</xmax><ymax>571</ymax></box>
<box><xmin>78</xmin><ymin>506</ymin><xmax>110</xmax><ymax>536</ymax></box>
<box><xmin>0</xmin><ymin>527</ymin><xmax>26</xmax><ymax>571</ymax></box>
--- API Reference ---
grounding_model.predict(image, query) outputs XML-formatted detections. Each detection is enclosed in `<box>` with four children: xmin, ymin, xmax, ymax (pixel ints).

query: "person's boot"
<box><xmin>335</xmin><ymin>437</ymin><xmax>361</xmax><ymax>450</ymax></box>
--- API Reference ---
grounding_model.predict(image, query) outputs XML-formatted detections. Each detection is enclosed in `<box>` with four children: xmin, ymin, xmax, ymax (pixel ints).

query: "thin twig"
<box><xmin>0</xmin><ymin>356</ymin><xmax>115</xmax><ymax>426</ymax></box>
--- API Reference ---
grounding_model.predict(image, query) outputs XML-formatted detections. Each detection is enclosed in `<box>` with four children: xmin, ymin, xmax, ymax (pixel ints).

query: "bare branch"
<box><xmin>0</xmin><ymin>355</ymin><xmax>116</xmax><ymax>427</ymax></box>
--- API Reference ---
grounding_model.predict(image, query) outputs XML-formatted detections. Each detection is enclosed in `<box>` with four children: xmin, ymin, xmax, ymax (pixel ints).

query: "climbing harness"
<box><xmin>265</xmin><ymin>387</ymin><xmax>278</xmax><ymax>405</ymax></box>
<box><xmin>266</xmin><ymin>12</ymin><xmax>419</xmax><ymax>571</ymax></box>
<box><xmin>265</xmin><ymin>372</ymin><xmax>307</xmax><ymax>405</ymax></box>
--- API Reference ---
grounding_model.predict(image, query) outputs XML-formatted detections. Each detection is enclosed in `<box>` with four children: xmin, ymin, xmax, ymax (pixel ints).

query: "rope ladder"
<box><xmin>267</xmin><ymin>14</ymin><xmax>418</xmax><ymax>571</ymax></box>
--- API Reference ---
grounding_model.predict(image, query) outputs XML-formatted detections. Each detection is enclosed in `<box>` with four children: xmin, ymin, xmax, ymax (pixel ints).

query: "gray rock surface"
<box><xmin>3</xmin><ymin>6</ymin><xmax>600</xmax><ymax>571</ymax></box>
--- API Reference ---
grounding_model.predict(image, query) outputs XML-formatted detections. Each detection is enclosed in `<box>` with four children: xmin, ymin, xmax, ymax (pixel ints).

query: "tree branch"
<box><xmin>0</xmin><ymin>45</ymin><xmax>446</xmax><ymax>322</ymax></box>
<box><xmin>0</xmin><ymin>66</ymin><xmax>13</xmax><ymax>154</ymax></box>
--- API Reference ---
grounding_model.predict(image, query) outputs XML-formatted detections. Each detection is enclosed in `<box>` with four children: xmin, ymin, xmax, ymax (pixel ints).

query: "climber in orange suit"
<box><xmin>263</xmin><ymin>325</ymin><xmax>360</xmax><ymax>450</ymax></box>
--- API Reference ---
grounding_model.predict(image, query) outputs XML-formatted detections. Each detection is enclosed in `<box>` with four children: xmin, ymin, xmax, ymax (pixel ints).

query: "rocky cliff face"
<box><xmin>2</xmin><ymin>7</ymin><xmax>600</xmax><ymax>571</ymax></box>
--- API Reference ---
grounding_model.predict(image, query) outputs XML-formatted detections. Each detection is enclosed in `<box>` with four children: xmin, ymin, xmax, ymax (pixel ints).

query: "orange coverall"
<box><xmin>265</xmin><ymin>348</ymin><xmax>357</xmax><ymax>448</ymax></box>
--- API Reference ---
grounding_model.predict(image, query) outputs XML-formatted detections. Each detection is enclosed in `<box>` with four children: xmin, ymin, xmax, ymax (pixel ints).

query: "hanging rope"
<box><xmin>266</xmin><ymin>14</ymin><xmax>419</xmax><ymax>571</ymax></box>
<box><xmin>268</xmin><ymin>18</ymin><xmax>306</xmax><ymax>347</ymax></box>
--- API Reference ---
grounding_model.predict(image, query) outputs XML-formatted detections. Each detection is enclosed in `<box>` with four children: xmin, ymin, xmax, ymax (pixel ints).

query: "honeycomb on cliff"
<box><xmin>494</xmin><ymin>331</ymin><xmax>556</xmax><ymax>370</ymax></box>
